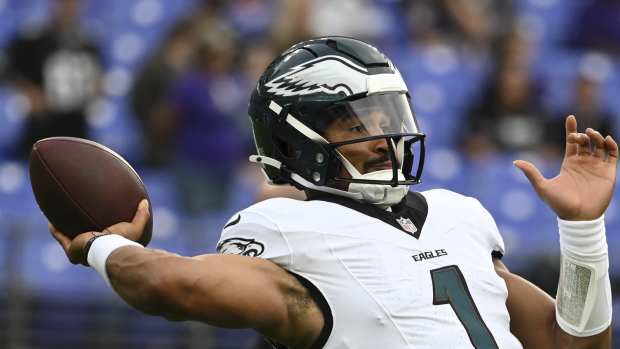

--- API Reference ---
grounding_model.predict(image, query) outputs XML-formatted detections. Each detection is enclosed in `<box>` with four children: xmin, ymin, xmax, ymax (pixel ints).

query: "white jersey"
<box><xmin>217</xmin><ymin>189</ymin><xmax>523</xmax><ymax>349</ymax></box>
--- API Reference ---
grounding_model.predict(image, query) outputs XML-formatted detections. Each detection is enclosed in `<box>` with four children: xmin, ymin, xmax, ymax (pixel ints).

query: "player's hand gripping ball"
<box><xmin>29</xmin><ymin>137</ymin><xmax>152</xmax><ymax>246</ymax></box>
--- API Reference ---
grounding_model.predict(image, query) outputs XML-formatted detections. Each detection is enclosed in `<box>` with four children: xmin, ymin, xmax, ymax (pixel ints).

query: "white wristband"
<box><xmin>556</xmin><ymin>215</ymin><xmax>612</xmax><ymax>337</ymax></box>
<box><xmin>87</xmin><ymin>234</ymin><xmax>143</xmax><ymax>287</ymax></box>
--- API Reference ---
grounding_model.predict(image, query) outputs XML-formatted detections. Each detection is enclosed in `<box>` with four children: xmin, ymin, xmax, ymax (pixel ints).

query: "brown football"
<box><xmin>29</xmin><ymin>137</ymin><xmax>152</xmax><ymax>245</ymax></box>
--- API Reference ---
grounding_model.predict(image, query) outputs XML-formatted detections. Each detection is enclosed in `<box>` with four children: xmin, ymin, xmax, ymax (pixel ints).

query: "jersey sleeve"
<box><xmin>216</xmin><ymin>210</ymin><xmax>293</xmax><ymax>268</ymax></box>
<box><xmin>468</xmin><ymin>197</ymin><xmax>506</xmax><ymax>257</ymax></box>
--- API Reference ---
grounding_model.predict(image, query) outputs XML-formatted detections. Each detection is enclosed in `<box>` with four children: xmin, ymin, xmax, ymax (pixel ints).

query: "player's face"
<box><xmin>323</xmin><ymin>109</ymin><xmax>394</xmax><ymax>176</ymax></box>
<box><xmin>318</xmin><ymin>92</ymin><xmax>418</xmax><ymax>178</ymax></box>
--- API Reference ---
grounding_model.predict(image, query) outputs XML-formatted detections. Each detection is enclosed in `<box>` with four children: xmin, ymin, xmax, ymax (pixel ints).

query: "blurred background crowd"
<box><xmin>0</xmin><ymin>0</ymin><xmax>620</xmax><ymax>348</ymax></box>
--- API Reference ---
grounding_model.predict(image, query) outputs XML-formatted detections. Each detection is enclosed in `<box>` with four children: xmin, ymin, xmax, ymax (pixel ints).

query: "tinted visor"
<box><xmin>319</xmin><ymin>92</ymin><xmax>419</xmax><ymax>142</ymax></box>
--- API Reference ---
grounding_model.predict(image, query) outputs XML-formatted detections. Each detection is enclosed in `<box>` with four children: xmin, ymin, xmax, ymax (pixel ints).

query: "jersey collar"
<box><xmin>306</xmin><ymin>190</ymin><xmax>428</xmax><ymax>239</ymax></box>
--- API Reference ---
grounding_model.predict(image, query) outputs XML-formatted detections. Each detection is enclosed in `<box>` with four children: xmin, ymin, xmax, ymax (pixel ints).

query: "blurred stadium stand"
<box><xmin>0</xmin><ymin>0</ymin><xmax>619</xmax><ymax>348</ymax></box>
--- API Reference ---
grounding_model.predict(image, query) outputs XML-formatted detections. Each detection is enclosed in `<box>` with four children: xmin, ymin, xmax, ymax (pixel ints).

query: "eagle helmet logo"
<box><xmin>264</xmin><ymin>55</ymin><xmax>369</xmax><ymax>97</ymax></box>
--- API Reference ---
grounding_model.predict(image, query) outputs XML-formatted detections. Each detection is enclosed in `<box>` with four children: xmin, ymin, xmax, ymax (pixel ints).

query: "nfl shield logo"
<box><xmin>396</xmin><ymin>217</ymin><xmax>418</xmax><ymax>235</ymax></box>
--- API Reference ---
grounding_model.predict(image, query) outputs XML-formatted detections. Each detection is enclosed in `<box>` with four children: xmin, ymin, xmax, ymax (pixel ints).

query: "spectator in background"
<box><xmin>545</xmin><ymin>74</ymin><xmax>616</xmax><ymax>156</ymax></box>
<box><xmin>403</xmin><ymin>0</ymin><xmax>515</xmax><ymax>51</ymax></box>
<box><xmin>269</xmin><ymin>0</ymin><xmax>311</xmax><ymax>52</ymax></box>
<box><xmin>306</xmin><ymin>0</ymin><xmax>390</xmax><ymax>42</ymax></box>
<box><xmin>226</xmin><ymin>0</ymin><xmax>278</xmax><ymax>42</ymax></box>
<box><xmin>241</xmin><ymin>41</ymin><xmax>278</xmax><ymax>85</ymax></box>
<box><xmin>5</xmin><ymin>0</ymin><xmax>101</xmax><ymax>159</ymax></box>
<box><xmin>130</xmin><ymin>19</ymin><xmax>196</xmax><ymax>167</ymax></box>
<box><xmin>462</xmin><ymin>31</ymin><xmax>551</xmax><ymax>158</ymax></box>
<box><xmin>165</xmin><ymin>18</ymin><xmax>250</xmax><ymax>213</ymax></box>
<box><xmin>130</xmin><ymin>0</ymin><xmax>313</xmax><ymax>211</ymax></box>
<box><xmin>570</xmin><ymin>0</ymin><xmax>620</xmax><ymax>56</ymax></box>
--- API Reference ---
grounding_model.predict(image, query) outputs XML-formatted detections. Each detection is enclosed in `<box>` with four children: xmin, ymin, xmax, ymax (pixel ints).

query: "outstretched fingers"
<box><xmin>565</xmin><ymin>114</ymin><xmax>616</xmax><ymax>164</ymax></box>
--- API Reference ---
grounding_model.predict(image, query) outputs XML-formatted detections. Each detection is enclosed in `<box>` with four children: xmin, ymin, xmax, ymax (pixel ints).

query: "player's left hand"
<box><xmin>49</xmin><ymin>200</ymin><xmax>150</xmax><ymax>266</ymax></box>
<box><xmin>514</xmin><ymin>115</ymin><xmax>618</xmax><ymax>221</ymax></box>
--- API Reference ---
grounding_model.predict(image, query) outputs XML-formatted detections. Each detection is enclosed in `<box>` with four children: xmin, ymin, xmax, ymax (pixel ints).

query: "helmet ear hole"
<box><xmin>274</xmin><ymin>137</ymin><xmax>295</xmax><ymax>158</ymax></box>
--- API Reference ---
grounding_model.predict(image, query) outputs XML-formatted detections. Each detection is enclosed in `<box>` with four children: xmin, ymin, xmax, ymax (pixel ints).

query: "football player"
<box><xmin>50</xmin><ymin>37</ymin><xmax>615</xmax><ymax>348</ymax></box>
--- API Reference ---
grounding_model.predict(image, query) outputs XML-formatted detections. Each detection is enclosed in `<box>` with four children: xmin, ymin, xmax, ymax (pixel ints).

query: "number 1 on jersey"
<box><xmin>431</xmin><ymin>265</ymin><xmax>499</xmax><ymax>349</ymax></box>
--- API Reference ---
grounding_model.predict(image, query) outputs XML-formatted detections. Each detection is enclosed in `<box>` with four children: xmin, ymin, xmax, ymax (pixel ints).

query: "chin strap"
<box><xmin>347</xmin><ymin>169</ymin><xmax>409</xmax><ymax>207</ymax></box>
<box><xmin>249</xmin><ymin>155</ymin><xmax>408</xmax><ymax>207</ymax></box>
